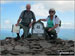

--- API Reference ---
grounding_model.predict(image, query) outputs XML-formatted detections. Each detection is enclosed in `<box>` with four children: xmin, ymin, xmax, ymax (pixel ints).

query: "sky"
<box><xmin>0</xmin><ymin>0</ymin><xmax>75</xmax><ymax>30</ymax></box>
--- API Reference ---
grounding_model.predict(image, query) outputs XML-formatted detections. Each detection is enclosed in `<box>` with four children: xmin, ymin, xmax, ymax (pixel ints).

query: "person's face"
<box><xmin>26</xmin><ymin>5</ymin><xmax>31</xmax><ymax>11</ymax></box>
<box><xmin>49</xmin><ymin>11</ymin><xmax>55</xmax><ymax>16</ymax></box>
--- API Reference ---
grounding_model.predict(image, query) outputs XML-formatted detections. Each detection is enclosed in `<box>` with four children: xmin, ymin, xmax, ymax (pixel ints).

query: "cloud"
<box><xmin>4</xmin><ymin>20</ymin><xmax>10</xmax><ymax>24</ymax></box>
<box><xmin>2</xmin><ymin>0</ymin><xmax>74</xmax><ymax>12</ymax></box>
<box><xmin>31</xmin><ymin>3</ymin><xmax>48</xmax><ymax>17</ymax></box>
<box><xmin>61</xmin><ymin>22</ymin><xmax>74</xmax><ymax>29</ymax></box>
<box><xmin>3</xmin><ymin>20</ymin><xmax>12</xmax><ymax>29</ymax></box>
<box><xmin>21</xmin><ymin>1</ymin><xmax>74</xmax><ymax>16</ymax></box>
<box><xmin>0</xmin><ymin>0</ymin><xmax>22</xmax><ymax>4</ymax></box>
<box><xmin>0</xmin><ymin>0</ymin><xmax>12</xmax><ymax>4</ymax></box>
<box><xmin>37</xmin><ymin>1</ymin><xmax>74</xmax><ymax>12</ymax></box>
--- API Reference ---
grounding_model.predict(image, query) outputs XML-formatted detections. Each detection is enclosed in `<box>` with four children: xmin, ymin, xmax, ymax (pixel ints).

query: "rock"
<box><xmin>6</xmin><ymin>45</ymin><xmax>14</xmax><ymax>51</ymax></box>
<box><xmin>0</xmin><ymin>36</ymin><xmax>74</xmax><ymax>55</ymax></box>
<box><xmin>15</xmin><ymin>45</ymin><xmax>29</xmax><ymax>52</ymax></box>
<box><xmin>68</xmin><ymin>40</ymin><xmax>74</xmax><ymax>44</ymax></box>
<box><xmin>1</xmin><ymin>40</ymin><xmax>6</xmax><ymax>46</ymax></box>
<box><xmin>38</xmin><ymin>36</ymin><xmax>45</xmax><ymax>40</ymax></box>
<box><xmin>25</xmin><ymin>50</ymin><xmax>36</xmax><ymax>55</ymax></box>
<box><xmin>30</xmin><ymin>48</ymin><xmax>43</xmax><ymax>53</ymax></box>
<box><xmin>1</xmin><ymin>50</ymin><xmax>9</xmax><ymax>55</ymax></box>
<box><xmin>5</xmin><ymin>37</ymin><xmax>12</xmax><ymax>39</ymax></box>
<box><xmin>0</xmin><ymin>46</ymin><xmax>5</xmax><ymax>52</ymax></box>
<box><xmin>30</xmin><ymin>45</ymin><xmax>41</xmax><ymax>49</ymax></box>
<box><xmin>47</xmin><ymin>40</ymin><xmax>56</xmax><ymax>44</ymax></box>
<box><xmin>67</xmin><ymin>40</ymin><xmax>74</xmax><ymax>47</ymax></box>
<box><xmin>45</xmin><ymin>50</ymin><xmax>59</xmax><ymax>55</ymax></box>
<box><xmin>26</xmin><ymin>38</ymin><xmax>39</xmax><ymax>41</ymax></box>
<box><xmin>39</xmin><ymin>40</ymin><xmax>52</xmax><ymax>48</ymax></box>
<box><xmin>9</xmin><ymin>50</ymin><xmax>21</xmax><ymax>55</ymax></box>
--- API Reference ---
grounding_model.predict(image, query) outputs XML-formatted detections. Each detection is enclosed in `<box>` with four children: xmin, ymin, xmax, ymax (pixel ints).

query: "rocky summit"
<box><xmin>0</xmin><ymin>36</ymin><xmax>74</xmax><ymax>56</ymax></box>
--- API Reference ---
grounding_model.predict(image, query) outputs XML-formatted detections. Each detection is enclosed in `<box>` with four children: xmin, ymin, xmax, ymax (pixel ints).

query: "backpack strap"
<box><xmin>55</xmin><ymin>15</ymin><xmax>61</xmax><ymax>27</ymax></box>
<box><xmin>55</xmin><ymin>15</ymin><xmax>57</xmax><ymax>18</ymax></box>
<box><xmin>23</xmin><ymin>10</ymin><xmax>26</xmax><ymax>19</ymax></box>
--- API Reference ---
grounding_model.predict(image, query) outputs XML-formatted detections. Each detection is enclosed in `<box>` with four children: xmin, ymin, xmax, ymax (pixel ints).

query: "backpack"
<box><xmin>55</xmin><ymin>15</ymin><xmax>61</xmax><ymax>27</ymax></box>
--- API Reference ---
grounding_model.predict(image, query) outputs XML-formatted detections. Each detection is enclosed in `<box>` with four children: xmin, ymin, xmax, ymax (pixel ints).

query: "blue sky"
<box><xmin>0</xmin><ymin>0</ymin><xmax>74</xmax><ymax>29</ymax></box>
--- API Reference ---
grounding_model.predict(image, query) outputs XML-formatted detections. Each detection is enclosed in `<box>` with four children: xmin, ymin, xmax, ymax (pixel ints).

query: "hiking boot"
<box><xmin>27</xmin><ymin>34</ymin><xmax>32</xmax><ymax>38</ymax></box>
<box><xmin>21</xmin><ymin>34</ymin><xmax>24</xmax><ymax>37</ymax></box>
<box><xmin>14</xmin><ymin>36</ymin><xmax>20</xmax><ymax>41</ymax></box>
<box><xmin>21</xmin><ymin>37</ymin><xmax>25</xmax><ymax>40</ymax></box>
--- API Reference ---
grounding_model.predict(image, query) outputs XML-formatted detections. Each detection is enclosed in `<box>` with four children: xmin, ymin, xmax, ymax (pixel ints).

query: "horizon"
<box><xmin>0</xmin><ymin>27</ymin><xmax>75</xmax><ymax>41</ymax></box>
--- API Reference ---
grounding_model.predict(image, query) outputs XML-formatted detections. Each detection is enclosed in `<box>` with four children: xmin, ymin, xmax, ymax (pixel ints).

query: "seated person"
<box><xmin>38</xmin><ymin>8</ymin><xmax>60</xmax><ymax>40</ymax></box>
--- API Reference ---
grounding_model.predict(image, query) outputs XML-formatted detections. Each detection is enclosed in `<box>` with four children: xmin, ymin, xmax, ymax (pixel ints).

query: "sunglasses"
<box><xmin>49</xmin><ymin>11</ymin><xmax>54</xmax><ymax>13</ymax></box>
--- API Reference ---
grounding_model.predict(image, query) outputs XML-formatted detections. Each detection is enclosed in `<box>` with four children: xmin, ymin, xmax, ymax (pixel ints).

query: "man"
<box><xmin>15</xmin><ymin>4</ymin><xmax>36</xmax><ymax>40</ymax></box>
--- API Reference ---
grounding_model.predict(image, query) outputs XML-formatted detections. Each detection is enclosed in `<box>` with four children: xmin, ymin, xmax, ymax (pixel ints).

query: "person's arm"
<box><xmin>29</xmin><ymin>19</ymin><xmax>36</xmax><ymax>27</ymax></box>
<box><xmin>16</xmin><ymin>11</ymin><xmax>24</xmax><ymax>26</ymax></box>
<box><xmin>31</xmin><ymin>19</ymin><xmax>36</xmax><ymax>25</ymax></box>
<box><xmin>38</xmin><ymin>19</ymin><xmax>47</xmax><ymax>22</ymax></box>
<box><xmin>16</xmin><ymin>18</ymin><xmax>21</xmax><ymax>26</ymax></box>
<box><xmin>48</xmin><ymin>24</ymin><xmax>59</xmax><ymax>31</ymax></box>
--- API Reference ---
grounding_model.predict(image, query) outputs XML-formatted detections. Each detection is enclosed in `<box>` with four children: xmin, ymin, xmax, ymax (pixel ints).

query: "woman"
<box><xmin>38</xmin><ymin>8</ymin><xmax>60</xmax><ymax>40</ymax></box>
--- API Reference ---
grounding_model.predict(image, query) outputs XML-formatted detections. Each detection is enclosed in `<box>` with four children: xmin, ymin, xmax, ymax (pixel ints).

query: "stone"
<box><xmin>0</xmin><ymin>46</ymin><xmax>5</xmax><ymax>52</ymax></box>
<box><xmin>9</xmin><ymin>50</ymin><xmax>21</xmax><ymax>55</ymax></box>
<box><xmin>15</xmin><ymin>45</ymin><xmax>29</xmax><ymax>52</ymax></box>
<box><xmin>26</xmin><ymin>37</ymin><xmax>39</xmax><ymax>41</ymax></box>
<box><xmin>0</xmin><ymin>36</ymin><xmax>74</xmax><ymax>56</ymax></box>
<box><xmin>68</xmin><ymin>40</ymin><xmax>74</xmax><ymax>44</ymax></box>
<box><xmin>39</xmin><ymin>40</ymin><xmax>52</xmax><ymax>48</ymax></box>
<box><xmin>30</xmin><ymin>48</ymin><xmax>43</xmax><ymax>54</ymax></box>
<box><xmin>1</xmin><ymin>40</ymin><xmax>6</xmax><ymax>46</ymax></box>
<box><xmin>1</xmin><ymin>50</ymin><xmax>9</xmax><ymax>55</ymax></box>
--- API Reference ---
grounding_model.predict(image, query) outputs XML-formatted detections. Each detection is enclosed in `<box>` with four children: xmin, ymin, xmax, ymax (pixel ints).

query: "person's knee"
<box><xmin>45</xmin><ymin>27</ymin><xmax>49</xmax><ymax>32</ymax></box>
<box><xmin>50</xmin><ymin>30</ymin><xmax>56</xmax><ymax>34</ymax></box>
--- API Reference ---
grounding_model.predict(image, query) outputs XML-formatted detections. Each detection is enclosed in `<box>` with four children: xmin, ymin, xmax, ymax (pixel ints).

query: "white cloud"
<box><xmin>20</xmin><ymin>1</ymin><xmax>74</xmax><ymax>17</ymax></box>
<box><xmin>0</xmin><ymin>0</ymin><xmax>22</xmax><ymax>4</ymax></box>
<box><xmin>2</xmin><ymin>0</ymin><xmax>74</xmax><ymax>12</ymax></box>
<box><xmin>3</xmin><ymin>20</ymin><xmax>12</xmax><ymax>29</ymax></box>
<box><xmin>41</xmin><ymin>1</ymin><xmax>74</xmax><ymax>12</ymax></box>
<box><xmin>31</xmin><ymin>1</ymin><xmax>74</xmax><ymax>13</ymax></box>
<box><xmin>31</xmin><ymin>3</ymin><xmax>48</xmax><ymax>17</ymax></box>
<box><xmin>0</xmin><ymin>0</ymin><xmax>12</xmax><ymax>4</ymax></box>
<box><xmin>61</xmin><ymin>22</ymin><xmax>74</xmax><ymax>29</ymax></box>
<box><xmin>5</xmin><ymin>20</ymin><xmax>10</xmax><ymax>24</ymax></box>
